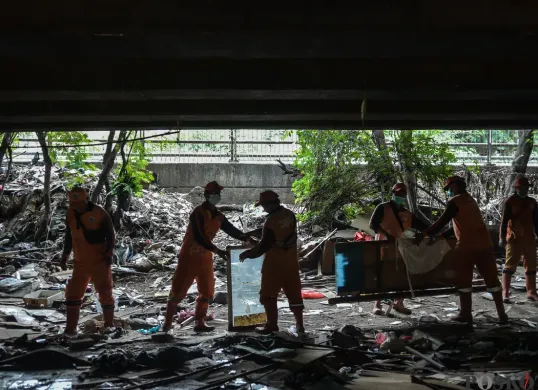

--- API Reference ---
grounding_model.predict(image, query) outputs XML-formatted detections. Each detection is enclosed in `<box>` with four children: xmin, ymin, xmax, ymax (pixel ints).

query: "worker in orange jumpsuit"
<box><xmin>499</xmin><ymin>176</ymin><xmax>538</xmax><ymax>303</ymax></box>
<box><xmin>421</xmin><ymin>176</ymin><xmax>508</xmax><ymax>323</ymax></box>
<box><xmin>61</xmin><ymin>187</ymin><xmax>116</xmax><ymax>335</ymax></box>
<box><xmin>163</xmin><ymin>181</ymin><xmax>251</xmax><ymax>333</ymax></box>
<box><xmin>239</xmin><ymin>191</ymin><xmax>304</xmax><ymax>334</ymax></box>
<box><xmin>369</xmin><ymin>183</ymin><xmax>428</xmax><ymax>315</ymax></box>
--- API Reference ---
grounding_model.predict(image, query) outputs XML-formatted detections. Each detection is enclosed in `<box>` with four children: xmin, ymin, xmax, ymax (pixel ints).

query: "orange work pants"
<box><xmin>260</xmin><ymin>253</ymin><xmax>303</xmax><ymax>309</ymax></box>
<box><xmin>65</xmin><ymin>258</ymin><xmax>114</xmax><ymax>310</ymax></box>
<box><xmin>454</xmin><ymin>246</ymin><xmax>502</xmax><ymax>294</ymax></box>
<box><xmin>504</xmin><ymin>238</ymin><xmax>537</xmax><ymax>275</ymax></box>
<box><xmin>169</xmin><ymin>248</ymin><xmax>214</xmax><ymax>320</ymax></box>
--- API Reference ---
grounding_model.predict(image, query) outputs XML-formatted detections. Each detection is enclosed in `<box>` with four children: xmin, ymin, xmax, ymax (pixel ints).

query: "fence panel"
<box><xmin>4</xmin><ymin>130</ymin><xmax>538</xmax><ymax>167</ymax></box>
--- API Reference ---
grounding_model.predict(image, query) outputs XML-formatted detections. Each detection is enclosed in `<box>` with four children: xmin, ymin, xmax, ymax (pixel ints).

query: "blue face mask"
<box><xmin>447</xmin><ymin>189</ymin><xmax>454</xmax><ymax>198</ymax></box>
<box><xmin>393</xmin><ymin>195</ymin><xmax>406</xmax><ymax>205</ymax></box>
<box><xmin>208</xmin><ymin>194</ymin><xmax>221</xmax><ymax>205</ymax></box>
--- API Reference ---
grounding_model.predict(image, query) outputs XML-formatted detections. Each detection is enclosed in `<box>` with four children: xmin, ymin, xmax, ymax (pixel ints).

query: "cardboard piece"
<box><xmin>23</xmin><ymin>290</ymin><xmax>62</xmax><ymax>308</ymax></box>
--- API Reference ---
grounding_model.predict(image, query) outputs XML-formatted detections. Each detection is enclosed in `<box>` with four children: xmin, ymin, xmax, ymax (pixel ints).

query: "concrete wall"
<box><xmin>148</xmin><ymin>162</ymin><xmax>295</xmax><ymax>204</ymax></box>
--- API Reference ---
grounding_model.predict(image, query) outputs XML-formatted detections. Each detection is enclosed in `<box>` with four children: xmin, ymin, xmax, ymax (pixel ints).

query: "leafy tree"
<box><xmin>290</xmin><ymin>130</ymin><xmax>456</xmax><ymax>225</ymax></box>
<box><xmin>46</xmin><ymin>131</ymin><xmax>95</xmax><ymax>190</ymax></box>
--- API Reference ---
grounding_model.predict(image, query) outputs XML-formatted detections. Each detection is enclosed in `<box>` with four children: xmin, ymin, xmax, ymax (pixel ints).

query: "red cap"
<box><xmin>443</xmin><ymin>175</ymin><xmax>465</xmax><ymax>191</ymax></box>
<box><xmin>204</xmin><ymin>181</ymin><xmax>224</xmax><ymax>193</ymax></box>
<box><xmin>392</xmin><ymin>183</ymin><xmax>407</xmax><ymax>195</ymax></box>
<box><xmin>255</xmin><ymin>190</ymin><xmax>280</xmax><ymax>206</ymax></box>
<box><xmin>514</xmin><ymin>176</ymin><xmax>530</xmax><ymax>188</ymax></box>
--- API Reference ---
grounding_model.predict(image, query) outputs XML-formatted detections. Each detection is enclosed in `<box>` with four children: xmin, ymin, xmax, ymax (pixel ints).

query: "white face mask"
<box><xmin>208</xmin><ymin>194</ymin><xmax>221</xmax><ymax>205</ymax></box>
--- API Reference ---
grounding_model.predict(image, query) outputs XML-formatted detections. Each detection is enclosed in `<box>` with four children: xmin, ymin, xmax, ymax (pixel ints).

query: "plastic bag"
<box><xmin>396</xmin><ymin>238</ymin><xmax>451</xmax><ymax>274</ymax></box>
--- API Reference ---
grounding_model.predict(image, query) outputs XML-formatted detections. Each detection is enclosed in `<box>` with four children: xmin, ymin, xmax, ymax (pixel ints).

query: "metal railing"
<box><xmin>5</xmin><ymin>129</ymin><xmax>538</xmax><ymax>166</ymax></box>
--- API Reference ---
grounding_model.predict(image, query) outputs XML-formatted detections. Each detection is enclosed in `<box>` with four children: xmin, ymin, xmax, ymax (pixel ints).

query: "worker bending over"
<box><xmin>163</xmin><ymin>181</ymin><xmax>250</xmax><ymax>333</ymax></box>
<box><xmin>422</xmin><ymin>176</ymin><xmax>507</xmax><ymax>323</ymax></box>
<box><xmin>369</xmin><ymin>183</ymin><xmax>428</xmax><ymax>315</ymax></box>
<box><xmin>499</xmin><ymin>176</ymin><xmax>538</xmax><ymax>302</ymax></box>
<box><xmin>61</xmin><ymin>187</ymin><xmax>116</xmax><ymax>335</ymax></box>
<box><xmin>240</xmin><ymin>191</ymin><xmax>304</xmax><ymax>334</ymax></box>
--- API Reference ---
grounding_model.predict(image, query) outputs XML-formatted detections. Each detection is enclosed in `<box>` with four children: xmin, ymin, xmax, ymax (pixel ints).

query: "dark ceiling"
<box><xmin>1</xmin><ymin>1</ymin><xmax>538</xmax><ymax>130</ymax></box>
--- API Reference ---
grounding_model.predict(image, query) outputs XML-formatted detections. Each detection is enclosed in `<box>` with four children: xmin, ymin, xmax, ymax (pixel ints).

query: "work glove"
<box><xmin>59</xmin><ymin>253</ymin><xmax>69</xmax><ymax>271</ymax></box>
<box><xmin>216</xmin><ymin>249</ymin><xmax>229</xmax><ymax>262</ymax></box>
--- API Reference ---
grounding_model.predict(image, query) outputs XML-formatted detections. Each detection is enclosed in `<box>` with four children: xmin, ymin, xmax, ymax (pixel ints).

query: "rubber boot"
<box><xmin>103</xmin><ymin>308</ymin><xmax>114</xmax><ymax>328</ymax></box>
<box><xmin>290</xmin><ymin>306</ymin><xmax>305</xmax><ymax>333</ymax></box>
<box><xmin>256</xmin><ymin>300</ymin><xmax>279</xmax><ymax>334</ymax></box>
<box><xmin>393</xmin><ymin>298</ymin><xmax>411</xmax><ymax>315</ymax></box>
<box><xmin>502</xmin><ymin>273</ymin><xmax>512</xmax><ymax>303</ymax></box>
<box><xmin>451</xmin><ymin>293</ymin><xmax>473</xmax><ymax>323</ymax></box>
<box><xmin>162</xmin><ymin>301</ymin><xmax>178</xmax><ymax>332</ymax></box>
<box><xmin>491</xmin><ymin>290</ymin><xmax>508</xmax><ymax>323</ymax></box>
<box><xmin>194</xmin><ymin>301</ymin><xmax>215</xmax><ymax>332</ymax></box>
<box><xmin>526</xmin><ymin>273</ymin><xmax>538</xmax><ymax>302</ymax></box>
<box><xmin>65</xmin><ymin>305</ymin><xmax>81</xmax><ymax>336</ymax></box>
<box><xmin>373</xmin><ymin>300</ymin><xmax>384</xmax><ymax>315</ymax></box>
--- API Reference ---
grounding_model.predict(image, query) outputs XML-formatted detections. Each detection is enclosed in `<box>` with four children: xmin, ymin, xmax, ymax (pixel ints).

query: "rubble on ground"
<box><xmin>0</xmin><ymin>164</ymin><xmax>538</xmax><ymax>388</ymax></box>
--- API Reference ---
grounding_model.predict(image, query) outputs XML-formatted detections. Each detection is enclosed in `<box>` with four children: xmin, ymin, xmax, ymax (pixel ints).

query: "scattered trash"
<box><xmin>302</xmin><ymin>290</ymin><xmax>326</xmax><ymax>299</ymax></box>
<box><xmin>23</xmin><ymin>290</ymin><xmax>62</xmax><ymax>308</ymax></box>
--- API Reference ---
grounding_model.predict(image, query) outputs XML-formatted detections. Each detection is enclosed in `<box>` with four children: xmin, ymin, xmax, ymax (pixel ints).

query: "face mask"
<box><xmin>208</xmin><ymin>194</ymin><xmax>221</xmax><ymax>205</ymax></box>
<box><xmin>393</xmin><ymin>196</ymin><xmax>406</xmax><ymax>205</ymax></box>
<box><xmin>447</xmin><ymin>189</ymin><xmax>454</xmax><ymax>198</ymax></box>
<box><xmin>516</xmin><ymin>189</ymin><xmax>528</xmax><ymax>198</ymax></box>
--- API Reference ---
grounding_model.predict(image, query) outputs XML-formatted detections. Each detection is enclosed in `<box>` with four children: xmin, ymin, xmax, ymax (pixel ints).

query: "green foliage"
<box><xmin>291</xmin><ymin>130</ymin><xmax>456</xmax><ymax>224</ymax></box>
<box><xmin>45</xmin><ymin>132</ymin><xmax>97</xmax><ymax>190</ymax></box>
<box><xmin>46</xmin><ymin>132</ymin><xmax>92</xmax><ymax>168</ymax></box>
<box><xmin>112</xmin><ymin>133</ymin><xmax>154</xmax><ymax>198</ymax></box>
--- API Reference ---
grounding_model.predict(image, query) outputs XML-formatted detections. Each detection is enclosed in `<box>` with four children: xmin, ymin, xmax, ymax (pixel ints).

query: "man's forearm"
<box><xmin>248</xmin><ymin>227</ymin><xmax>263</xmax><ymax>237</ymax></box>
<box><xmin>245</xmin><ymin>229</ymin><xmax>275</xmax><ymax>258</ymax></box>
<box><xmin>500</xmin><ymin>202</ymin><xmax>511</xmax><ymax>240</ymax></box>
<box><xmin>221</xmin><ymin>218</ymin><xmax>246</xmax><ymax>241</ymax></box>
<box><xmin>62</xmin><ymin>228</ymin><xmax>73</xmax><ymax>255</ymax></box>
<box><xmin>425</xmin><ymin>202</ymin><xmax>457</xmax><ymax>236</ymax></box>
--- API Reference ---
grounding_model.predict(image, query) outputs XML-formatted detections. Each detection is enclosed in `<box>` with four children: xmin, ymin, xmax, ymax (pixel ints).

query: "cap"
<box><xmin>514</xmin><ymin>176</ymin><xmax>530</xmax><ymax>188</ymax></box>
<box><xmin>392</xmin><ymin>183</ymin><xmax>407</xmax><ymax>194</ymax></box>
<box><xmin>255</xmin><ymin>190</ymin><xmax>280</xmax><ymax>206</ymax></box>
<box><xmin>443</xmin><ymin>175</ymin><xmax>466</xmax><ymax>191</ymax></box>
<box><xmin>204</xmin><ymin>181</ymin><xmax>224</xmax><ymax>193</ymax></box>
<box><xmin>68</xmin><ymin>187</ymin><xmax>88</xmax><ymax>204</ymax></box>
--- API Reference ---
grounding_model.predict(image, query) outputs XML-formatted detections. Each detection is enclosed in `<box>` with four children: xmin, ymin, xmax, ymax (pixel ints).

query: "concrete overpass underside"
<box><xmin>1</xmin><ymin>2</ymin><xmax>538</xmax><ymax>130</ymax></box>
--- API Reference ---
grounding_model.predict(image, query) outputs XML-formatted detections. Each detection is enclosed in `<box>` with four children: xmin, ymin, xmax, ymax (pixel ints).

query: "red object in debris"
<box><xmin>301</xmin><ymin>290</ymin><xmax>326</xmax><ymax>299</ymax></box>
<box><xmin>400</xmin><ymin>335</ymin><xmax>412</xmax><ymax>342</ymax></box>
<box><xmin>375</xmin><ymin>332</ymin><xmax>387</xmax><ymax>345</ymax></box>
<box><xmin>354</xmin><ymin>232</ymin><xmax>373</xmax><ymax>242</ymax></box>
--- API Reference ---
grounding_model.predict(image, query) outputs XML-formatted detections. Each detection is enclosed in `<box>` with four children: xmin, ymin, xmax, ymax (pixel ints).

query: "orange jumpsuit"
<box><xmin>168</xmin><ymin>204</ymin><xmax>225</xmax><ymax>320</ymax></box>
<box><xmin>426</xmin><ymin>192</ymin><xmax>501</xmax><ymax>294</ymax></box>
<box><xmin>64</xmin><ymin>202</ymin><xmax>115</xmax><ymax>312</ymax></box>
<box><xmin>370</xmin><ymin>201</ymin><xmax>428</xmax><ymax>250</ymax></box>
<box><xmin>501</xmin><ymin>194</ymin><xmax>538</xmax><ymax>275</ymax></box>
<box><xmin>249</xmin><ymin>207</ymin><xmax>303</xmax><ymax>309</ymax></box>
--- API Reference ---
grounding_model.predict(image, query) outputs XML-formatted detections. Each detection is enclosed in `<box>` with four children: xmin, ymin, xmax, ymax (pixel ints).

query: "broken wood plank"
<box><xmin>405</xmin><ymin>346</ymin><xmax>446</xmax><ymax>371</ymax></box>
